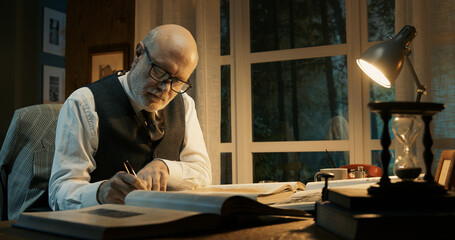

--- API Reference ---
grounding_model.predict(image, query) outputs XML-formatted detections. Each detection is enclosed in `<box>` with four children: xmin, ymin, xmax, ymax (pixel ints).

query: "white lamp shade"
<box><xmin>356</xmin><ymin>25</ymin><xmax>417</xmax><ymax>88</ymax></box>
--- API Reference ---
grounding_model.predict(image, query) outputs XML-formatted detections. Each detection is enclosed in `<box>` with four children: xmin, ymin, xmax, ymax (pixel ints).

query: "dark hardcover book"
<box><xmin>327</xmin><ymin>187</ymin><xmax>455</xmax><ymax>211</ymax></box>
<box><xmin>315</xmin><ymin>201</ymin><xmax>455</xmax><ymax>240</ymax></box>
<box><xmin>14</xmin><ymin>191</ymin><xmax>308</xmax><ymax>240</ymax></box>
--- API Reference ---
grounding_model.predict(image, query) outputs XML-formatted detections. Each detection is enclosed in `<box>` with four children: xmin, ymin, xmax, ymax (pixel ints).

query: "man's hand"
<box><xmin>136</xmin><ymin>159</ymin><xmax>169</xmax><ymax>191</ymax></box>
<box><xmin>97</xmin><ymin>172</ymin><xmax>147</xmax><ymax>204</ymax></box>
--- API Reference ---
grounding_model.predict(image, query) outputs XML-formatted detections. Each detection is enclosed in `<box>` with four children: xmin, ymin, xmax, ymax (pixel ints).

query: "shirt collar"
<box><xmin>118</xmin><ymin>72</ymin><xmax>145</xmax><ymax>114</ymax></box>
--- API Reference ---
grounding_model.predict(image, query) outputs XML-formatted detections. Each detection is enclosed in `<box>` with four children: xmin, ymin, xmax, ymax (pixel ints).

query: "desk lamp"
<box><xmin>356</xmin><ymin>25</ymin><xmax>446</xmax><ymax>195</ymax></box>
<box><xmin>315</xmin><ymin>26</ymin><xmax>455</xmax><ymax>239</ymax></box>
<box><xmin>357</xmin><ymin>25</ymin><xmax>426</xmax><ymax>102</ymax></box>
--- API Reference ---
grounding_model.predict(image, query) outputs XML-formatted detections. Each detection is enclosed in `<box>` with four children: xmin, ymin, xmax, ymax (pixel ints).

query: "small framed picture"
<box><xmin>43</xmin><ymin>65</ymin><xmax>65</xmax><ymax>104</ymax></box>
<box><xmin>435</xmin><ymin>150</ymin><xmax>455</xmax><ymax>191</ymax></box>
<box><xmin>43</xmin><ymin>7</ymin><xmax>66</xmax><ymax>56</ymax></box>
<box><xmin>89</xmin><ymin>44</ymin><xmax>130</xmax><ymax>83</ymax></box>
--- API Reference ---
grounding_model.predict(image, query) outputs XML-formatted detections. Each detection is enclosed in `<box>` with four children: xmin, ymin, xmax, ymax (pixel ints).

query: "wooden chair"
<box><xmin>435</xmin><ymin>150</ymin><xmax>455</xmax><ymax>191</ymax></box>
<box><xmin>339</xmin><ymin>164</ymin><xmax>383</xmax><ymax>179</ymax></box>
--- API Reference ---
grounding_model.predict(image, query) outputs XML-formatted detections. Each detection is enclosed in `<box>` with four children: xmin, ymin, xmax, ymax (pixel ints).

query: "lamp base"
<box><xmin>368</xmin><ymin>180</ymin><xmax>447</xmax><ymax>196</ymax></box>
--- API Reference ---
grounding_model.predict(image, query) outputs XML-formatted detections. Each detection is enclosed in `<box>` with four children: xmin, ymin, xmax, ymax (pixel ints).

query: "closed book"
<box><xmin>315</xmin><ymin>201</ymin><xmax>455</xmax><ymax>240</ymax></box>
<box><xmin>327</xmin><ymin>187</ymin><xmax>455</xmax><ymax>211</ymax></box>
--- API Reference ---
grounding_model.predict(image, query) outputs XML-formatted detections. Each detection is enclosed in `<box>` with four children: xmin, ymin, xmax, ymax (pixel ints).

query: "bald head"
<box><xmin>143</xmin><ymin>24</ymin><xmax>198</xmax><ymax>81</ymax></box>
<box><xmin>127</xmin><ymin>24</ymin><xmax>198</xmax><ymax>112</ymax></box>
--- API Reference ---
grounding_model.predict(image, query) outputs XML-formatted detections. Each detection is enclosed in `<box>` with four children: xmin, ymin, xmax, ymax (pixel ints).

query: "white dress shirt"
<box><xmin>48</xmin><ymin>73</ymin><xmax>212</xmax><ymax>210</ymax></box>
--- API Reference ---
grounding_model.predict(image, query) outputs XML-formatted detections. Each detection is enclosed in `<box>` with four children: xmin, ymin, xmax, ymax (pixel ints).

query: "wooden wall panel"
<box><xmin>66</xmin><ymin>0</ymin><xmax>135</xmax><ymax>96</ymax></box>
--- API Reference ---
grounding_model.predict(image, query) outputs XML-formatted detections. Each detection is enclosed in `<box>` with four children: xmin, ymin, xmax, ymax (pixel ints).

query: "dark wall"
<box><xmin>0</xmin><ymin>0</ymin><xmax>135</xmax><ymax>147</ymax></box>
<box><xmin>66</xmin><ymin>0</ymin><xmax>135</xmax><ymax>95</ymax></box>
<box><xmin>0</xmin><ymin>0</ymin><xmax>66</xmax><ymax>147</ymax></box>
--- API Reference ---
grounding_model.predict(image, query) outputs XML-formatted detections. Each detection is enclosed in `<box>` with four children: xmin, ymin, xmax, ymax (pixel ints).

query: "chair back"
<box><xmin>0</xmin><ymin>104</ymin><xmax>62</xmax><ymax>220</ymax></box>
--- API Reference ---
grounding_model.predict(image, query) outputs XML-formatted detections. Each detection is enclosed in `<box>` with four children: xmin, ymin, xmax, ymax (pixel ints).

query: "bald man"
<box><xmin>49</xmin><ymin>24</ymin><xmax>212</xmax><ymax>210</ymax></box>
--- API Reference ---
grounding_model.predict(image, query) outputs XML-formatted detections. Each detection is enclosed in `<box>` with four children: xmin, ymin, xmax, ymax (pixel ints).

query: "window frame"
<box><xmin>219</xmin><ymin>0</ymin><xmax>387</xmax><ymax>183</ymax></box>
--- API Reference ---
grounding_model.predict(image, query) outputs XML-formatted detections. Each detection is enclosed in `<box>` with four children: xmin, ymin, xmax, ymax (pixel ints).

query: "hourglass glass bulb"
<box><xmin>392</xmin><ymin>115</ymin><xmax>423</xmax><ymax>181</ymax></box>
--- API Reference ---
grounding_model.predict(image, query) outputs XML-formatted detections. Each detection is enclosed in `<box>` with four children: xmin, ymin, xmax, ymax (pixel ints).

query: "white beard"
<box><xmin>129</xmin><ymin>76</ymin><xmax>170</xmax><ymax>112</ymax></box>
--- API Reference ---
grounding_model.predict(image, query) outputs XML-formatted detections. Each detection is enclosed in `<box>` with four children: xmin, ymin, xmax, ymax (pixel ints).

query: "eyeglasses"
<box><xmin>143</xmin><ymin>47</ymin><xmax>192</xmax><ymax>94</ymax></box>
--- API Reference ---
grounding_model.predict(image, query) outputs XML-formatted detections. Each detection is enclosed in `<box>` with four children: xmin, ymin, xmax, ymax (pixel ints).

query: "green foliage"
<box><xmin>251</xmin><ymin>56</ymin><xmax>348</xmax><ymax>141</ymax></box>
<box><xmin>253</xmin><ymin>152</ymin><xmax>350</xmax><ymax>184</ymax></box>
<box><xmin>367</xmin><ymin>0</ymin><xmax>395</xmax><ymax>42</ymax></box>
<box><xmin>250</xmin><ymin>0</ymin><xmax>346</xmax><ymax>52</ymax></box>
<box><xmin>221</xmin><ymin>65</ymin><xmax>231</xmax><ymax>142</ymax></box>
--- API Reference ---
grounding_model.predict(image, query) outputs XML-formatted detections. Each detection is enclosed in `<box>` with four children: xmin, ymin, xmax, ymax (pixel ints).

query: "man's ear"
<box><xmin>132</xmin><ymin>42</ymin><xmax>145</xmax><ymax>64</ymax></box>
<box><xmin>136</xmin><ymin>42</ymin><xmax>145</xmax><ymax>57</ymax></box>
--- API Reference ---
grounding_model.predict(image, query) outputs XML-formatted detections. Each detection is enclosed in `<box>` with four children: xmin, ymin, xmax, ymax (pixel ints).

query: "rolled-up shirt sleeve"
<box><xmin>48</xmin><ymin>87</ymin><xmax>102</xmax><ymax>211</ymax></box>
<box><xmin>161</xmin><ymin>94</ymin><xmax>212</xmax><ymax>190</ymax></box>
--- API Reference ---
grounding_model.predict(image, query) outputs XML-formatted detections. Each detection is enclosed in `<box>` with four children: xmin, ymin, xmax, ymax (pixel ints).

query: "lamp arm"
<box><xmin>404</xmin><ymin>55</ymin><xmax>427</xmax><ymax>102</ymax></box>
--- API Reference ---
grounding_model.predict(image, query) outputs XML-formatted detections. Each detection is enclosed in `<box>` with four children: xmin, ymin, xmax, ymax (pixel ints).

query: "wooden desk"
<box><xmin>0</xmin><ymin>217</ymin><xmax>341</xmax><ymax>240</ymax></box>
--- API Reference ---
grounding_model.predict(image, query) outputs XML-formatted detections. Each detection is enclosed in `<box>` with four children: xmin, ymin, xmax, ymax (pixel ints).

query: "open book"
<box><xmin>14</xmin><ymin>190</ymin><xmax>309</xmax><ymax>240</ymax></box>
<box><xmin>188</xmin><ymin>181</ymin><xmax>305</xmax><ymax>204</ymax></box>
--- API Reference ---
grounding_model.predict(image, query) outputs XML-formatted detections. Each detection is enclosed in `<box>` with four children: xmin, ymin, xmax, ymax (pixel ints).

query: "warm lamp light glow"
<box><xmin>356</xmin><ymin>59</ymin><xmax>391</xmax><ymax>88</ymax></box>
<box><xmin>355</xmin><ymin>25</ymin><xmax>428</xmax><ymax>101</ymax></box>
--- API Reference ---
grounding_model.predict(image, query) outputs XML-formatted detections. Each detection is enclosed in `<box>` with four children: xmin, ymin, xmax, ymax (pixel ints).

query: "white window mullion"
<box><xmin>232</xmin><ymin>0</ymin><xmax>252</xmax><ymax>183</ymax></box>
<box><xmin>251</xmin><ymin>140</ymin><xmax>350</xmax><ymax>153</ymax></box>
<box><xmin>248</xmin><ymin>44</ymin><xmax>347</xmax><ymax>64</ymax></box>
<box><xmin>345</xmin><ymin>0</ymin><xmax>366</xmax><ymax>164</ymax></box>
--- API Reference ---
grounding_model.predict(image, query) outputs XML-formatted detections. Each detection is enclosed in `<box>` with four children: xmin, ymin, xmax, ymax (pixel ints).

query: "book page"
<box><xmin>191</xmin><ymin>182</ymin><xmax>304</xmax><ymax>195</ymax></box>
<box><xmin>125</xmin><ymin>191</ymin><xmax>236</xmax><ymax>214</ymax></box>
<box><xmin>189</xmin><ymin>182</ymin><xmax>305</xmax><ymax>204</ymax></box>
<box><xmin>305</xmin><ymin>177</ymin><xmax>382</xmax><ymax>190</ymax></box>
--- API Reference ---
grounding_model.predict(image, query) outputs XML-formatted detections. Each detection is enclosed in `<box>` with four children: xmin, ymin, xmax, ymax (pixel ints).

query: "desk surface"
<box><xmin>0</xmin><ymin>217</ymin><xmax>341</xmax><ymax>240</ymax></box>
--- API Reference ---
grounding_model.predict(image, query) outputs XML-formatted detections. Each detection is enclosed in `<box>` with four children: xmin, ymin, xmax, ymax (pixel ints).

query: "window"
<box><xmin>219</xmin><ymin>0</ymin><xmax>395</xmax><ymax>184</ymax></box>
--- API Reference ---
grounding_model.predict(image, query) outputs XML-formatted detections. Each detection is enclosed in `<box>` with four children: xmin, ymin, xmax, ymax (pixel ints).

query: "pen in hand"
<box><xmin>123</xmin><ymin>160</ymin><xmax>150</xmax><ymax>191</ymax></box>
<box><xmin>123</xmin><ymin>160</ymin><xmax>137</xmax><ymax>177</ymax></box>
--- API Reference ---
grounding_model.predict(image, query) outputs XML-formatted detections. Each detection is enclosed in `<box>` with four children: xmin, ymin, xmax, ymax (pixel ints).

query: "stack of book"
<box><xmin>315</xmin><ymin>187</ymin><xmax>455</xmax><ymax>240</ymax></box>
<box><xmin>14</xmin><ymin>182</ymin><xmax>310</xmax><ymax>239</ymax></box>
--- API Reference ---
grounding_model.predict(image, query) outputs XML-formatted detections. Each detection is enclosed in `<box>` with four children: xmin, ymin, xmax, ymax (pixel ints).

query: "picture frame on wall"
<box><xmin>89</xmin><ymin>44</ymin><xmax>130</xmax><ymax>83</ymax></box>
<box><xmin>43</xmin><ymin>7</ymin><xmax>66</xmax><ymax>56</ymax></box>
<box><xmin>43</xmin><ymin>65</ymin><xmax>65</xmax><ymax>104</ymax></box>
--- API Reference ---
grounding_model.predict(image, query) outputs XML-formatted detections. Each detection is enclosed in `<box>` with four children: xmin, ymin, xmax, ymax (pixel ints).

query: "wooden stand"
<box><xmin>367</xmin><ymin>101</ymin><xmax>446</xmax><ymax>195</ymax></box>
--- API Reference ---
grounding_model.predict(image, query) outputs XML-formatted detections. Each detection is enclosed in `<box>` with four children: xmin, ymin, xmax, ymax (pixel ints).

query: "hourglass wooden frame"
<box><xmin>367</xmin><ymin>101</ymin><xmax>446</xmax><ymax>195</ymax></box>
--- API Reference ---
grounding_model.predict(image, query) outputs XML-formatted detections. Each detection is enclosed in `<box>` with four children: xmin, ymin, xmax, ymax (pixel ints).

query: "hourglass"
<box><xmin>367</xmin><ymin>102</ymin><xmax>446</xmax><ymax>196</ymax></box>
<box><xmin>392</xmin><ymin>115</ymin><xmax>423</xmax><ymax>181</ymax></box>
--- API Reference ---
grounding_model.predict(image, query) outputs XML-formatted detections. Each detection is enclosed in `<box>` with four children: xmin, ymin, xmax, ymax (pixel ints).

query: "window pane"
<box><xmin>250</xmin><ymin>0</ymin><xmax>346</xmax><ymax>52</ymax></box>
<box><xmin>367</xmin><ymin>0</ymin><xmax>395</xmax><ymax>42</ymax></box>
<box><xmin>221</xmin><ymin>65</ymin><xmax>231</xmax><ymax>143</ymax></box>
<box><xmin>221</xmin><ymin>152</ymin><xmax>232</xmax><ymax>184</ymax></box>
<box><xmin>371</xmin><ymin>150</ymin><xmax>395</xmax><ymax>176</ymax></box>
<box><xmin>253</xmin><ymin>151</ymin><xmax>349</xmax><ymax>184</ymax></box>
<box><xmin>369</xmin><ymin>83</ymin><xmax>395</xmax><ymax>139</ymax></box>
<box><xmin>252</xmin><ymin>56</ymin><xmax>348</xmax><ymax>141</ymax></box>
<box><xmin>220</xmin><ymin>0</ymin><xmax>230</xmax><ymax>55</ymax></box>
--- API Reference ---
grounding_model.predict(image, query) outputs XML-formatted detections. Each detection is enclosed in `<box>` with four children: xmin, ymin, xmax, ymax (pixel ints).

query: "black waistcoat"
<box><xmin>86</xmin><ymin>75</ymin><xmax>185</xmax><ymax>182</ymax></box>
